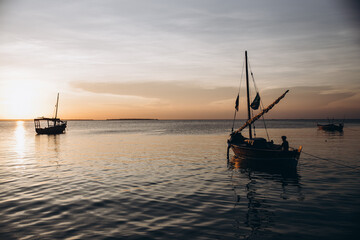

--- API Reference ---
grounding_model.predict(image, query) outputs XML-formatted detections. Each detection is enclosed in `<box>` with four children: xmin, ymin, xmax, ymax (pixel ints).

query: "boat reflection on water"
<box><xmin>35</xmin><ymin>134</ymin><xmax>61</xmax><ymax>169</ymax></box>
<box><xmin>228</xmin><ymin>156</ymin><xmax>303</xmax><ymax>239</ymax></box>
<box><xmin>317</xmin><ymin>128</ymin><xmax>344</xmax><ymax>137</ymax></box>
<box><xmin>228</xmin><ymin>155</ymin><xmax>299</xmax><ymax>176</ymax></box>
<box><xmin>35</xmin><ymin>134</ymin><xmax>60</xmax><ymax>153</ymax></box>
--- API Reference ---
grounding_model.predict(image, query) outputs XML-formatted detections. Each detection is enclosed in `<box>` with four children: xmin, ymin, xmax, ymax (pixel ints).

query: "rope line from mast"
<box><xmin>231</xmin><ymin>61</ymin><xmax>245</xmax><ymax>132</ymax></box>
<box><xmin>238</xmin><ymin>61</ymin><xmax>245</xmax><ymax>93</ymax></box>
<box><xmin>247</xmin><ymin>60</ymin><xmax>255</xmax><ymax>138</ymax></box>
<box><xmin>302</xmin><ymin>151</ymin><xmax>360</xmax><ymax>172</ymax></box>
<box><xmin>248</xmin><ymin>60</ymin><xmax>270</xmax><ymax>141</ymax></box>
<box><xmin>343</xmin><ymin>127</ymin><xmax>360</xmax><ymax>131</ymax></box>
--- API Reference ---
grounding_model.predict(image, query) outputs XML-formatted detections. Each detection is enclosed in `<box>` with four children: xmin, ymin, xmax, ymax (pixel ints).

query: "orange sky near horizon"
<box><xmin>0</xmin><ymin>0</ymin><xmax>359</xmax><ymax>120</ymax></box>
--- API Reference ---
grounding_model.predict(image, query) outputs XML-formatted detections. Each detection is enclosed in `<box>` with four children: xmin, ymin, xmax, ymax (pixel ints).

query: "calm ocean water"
<box><xmin>1</xmin><ymin>119</ymin><xmax>359</xmax><ymax>239</ymax></box>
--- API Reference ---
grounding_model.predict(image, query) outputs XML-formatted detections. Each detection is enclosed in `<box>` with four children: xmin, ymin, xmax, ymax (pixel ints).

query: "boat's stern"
<box><xmin>293</xmin><ymin>145</ymin><xmax>303</xmax><ymax>161</ymax></box>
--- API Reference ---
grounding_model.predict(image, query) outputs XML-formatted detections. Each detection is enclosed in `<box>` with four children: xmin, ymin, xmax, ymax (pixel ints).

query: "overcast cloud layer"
<box><xmin>0</xmin><ymin>0</ymin><xmax>359</xmax><ymax>119</ymax></box>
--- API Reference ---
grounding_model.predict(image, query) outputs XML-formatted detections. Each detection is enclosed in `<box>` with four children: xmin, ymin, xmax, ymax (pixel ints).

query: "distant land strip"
<box><xmin>106</xmin><ymin>118</ymin><xmax>159</xmax><ymax>121</ymax></box>
<box><xmin>0</xmin><ymin>119</ymin><xmax>94</xmax><ymax>121</ymax></box>
<box><xmin>64</xmin><ymin>119</ymin><xmax>94</xmax><ymax>121</ymax></box>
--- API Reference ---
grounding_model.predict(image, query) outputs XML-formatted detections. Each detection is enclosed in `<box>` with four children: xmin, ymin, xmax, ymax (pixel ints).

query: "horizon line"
<box><xmin>0</xmin><ymin>118</ymin><xmax>357</xmax><ymax>121</ymax></box>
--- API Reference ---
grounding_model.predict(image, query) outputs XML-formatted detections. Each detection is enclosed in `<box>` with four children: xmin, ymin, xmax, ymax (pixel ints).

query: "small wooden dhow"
<box><xmin>317</xmin><ymin>123</ymin><xmax>343</xmax><ymax>131</ymax></box>
<box><xmin>227</xmin><ymin>51</ymin><xmax>302</xmax><ymax>167</ymax></box>
<box><xmin>34</xmin><ymin>93</ymin><xmax>67</xmax><ymax>134</ymax></box>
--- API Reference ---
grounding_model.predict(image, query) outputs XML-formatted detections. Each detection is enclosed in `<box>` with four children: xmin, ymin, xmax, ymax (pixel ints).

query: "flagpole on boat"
<box><xmin>245</xmin><ymin>51</ymin><xmax>253</xmax><ymax>139</ymax></box>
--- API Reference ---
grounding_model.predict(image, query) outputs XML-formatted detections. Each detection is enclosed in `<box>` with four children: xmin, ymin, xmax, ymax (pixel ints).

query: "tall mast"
<box><xmin>245</xmin><ymin>51</ymin><xmax>252</xmax><ymax>139</ymax></box>
<box><xmin>54</xmin><ymin>93</ymin><xmax>59</xmax><ymax>120</ymax></box>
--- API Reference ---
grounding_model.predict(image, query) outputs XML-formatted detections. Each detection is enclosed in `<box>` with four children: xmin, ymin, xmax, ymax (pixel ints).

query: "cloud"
<box><xmin>260</xmin><ymin>86</ymin><xmax>359</xmax><ymax>118</ymax></box>
<box><xmin>71</xmin><ymin>81</ymin><xmax>237</xmax><ymax>105</ymax></box>
<box><xmin>70</xmin><ymin>81</ymin><xmax>360</xmax><ymax>119</ymax></box>
<box><xmin>1</xmin><ymin>0</ymin><xmax>360</xmax><ymax>119</ymax></box>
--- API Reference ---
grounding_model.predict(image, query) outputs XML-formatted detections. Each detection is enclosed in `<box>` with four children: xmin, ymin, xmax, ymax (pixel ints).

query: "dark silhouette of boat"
<box><xmin>317</xmin><ymin>123</ymin><xmax>343</xmax><ymax>131</ymax></box>
<box><xmin>227</xmin><ymin>51</ymin><xmax>302</xmax><ymax>166</ymax></box>
<box><xmin>34</xmin><ymin>93</ymin><xmax>67</xmax><ymax>134</ymax></box>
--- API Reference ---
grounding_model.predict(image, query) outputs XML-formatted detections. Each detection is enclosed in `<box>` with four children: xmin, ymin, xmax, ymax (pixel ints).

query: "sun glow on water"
<box><xmin>14</xmin><ymin>121</ymin><xmax>25</xmax><ymax>160</ymax></box>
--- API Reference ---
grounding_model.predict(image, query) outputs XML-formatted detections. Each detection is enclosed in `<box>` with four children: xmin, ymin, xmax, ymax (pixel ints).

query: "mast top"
<box><xmin>54</xmin><ymin>93</ymin><xmax>59</xmax><ymax>120</ymax></box>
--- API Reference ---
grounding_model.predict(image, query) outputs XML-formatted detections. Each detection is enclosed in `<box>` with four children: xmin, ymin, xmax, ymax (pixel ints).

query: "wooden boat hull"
<box><xmin>35</xmin><ymin>124</ymin><xmax>66</xmax><ymax>135</ymax></box>
<box><xmin>317</xmin><ymin>124</ymin><xmax>343</xmax><ymax>131</ymax></box>
<box><xmin>230</xmin><ymin>144</ymin><xmax>301</xmax><ymax>167</ymax></box>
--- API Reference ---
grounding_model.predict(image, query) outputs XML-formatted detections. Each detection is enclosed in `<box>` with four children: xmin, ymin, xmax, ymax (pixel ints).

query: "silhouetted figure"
<box><xmin>281</xmin><ymin>136</ymin><xmax>289</xmax><ymax>151</ymax></box>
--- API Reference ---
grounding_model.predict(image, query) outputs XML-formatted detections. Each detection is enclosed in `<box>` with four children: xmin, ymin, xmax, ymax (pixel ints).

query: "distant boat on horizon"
<box><xmin>227</xmin><ymin>51</ymin><xmax>302</xmax><ymax>167</ymax></box>
<box><xmin>317</xmin><ymin>122</ymin><xmax>344</xmax><ymax>132</ymax></box>
<box><xmin>34</xmin><ymin>93</ymin><xmax>67</xmax><ymax>135</ymax></box>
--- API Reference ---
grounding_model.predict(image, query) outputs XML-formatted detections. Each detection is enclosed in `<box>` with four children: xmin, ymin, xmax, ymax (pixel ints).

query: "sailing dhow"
<box><xmin>227</xmin><ymin>51</ymin><xmax>302</xmax><ymax>167</ymax></box>
<box><xmin>34</xmin><ymin>93</ymin><xmax>67</xmax><ymax>134</ymax></box>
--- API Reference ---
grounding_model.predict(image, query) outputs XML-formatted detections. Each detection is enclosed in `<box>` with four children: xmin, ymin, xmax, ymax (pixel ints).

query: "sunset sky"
<box><xmin>0</xmin><ymin>0</ymin><xmax>359</xmax><ymax>119</ymax></box>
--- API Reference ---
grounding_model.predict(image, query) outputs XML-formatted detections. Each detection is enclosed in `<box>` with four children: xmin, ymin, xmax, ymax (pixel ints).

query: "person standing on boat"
<box><xmin>281</xmin><ymin>136</ymin><xmax>289</xmax><ymax>151</ymax></box>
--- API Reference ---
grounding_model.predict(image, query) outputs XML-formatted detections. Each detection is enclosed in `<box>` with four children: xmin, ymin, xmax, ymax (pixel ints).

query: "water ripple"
<box><xmin>0</xmin><ymin>121</ymin><xmax>360</xmax><ymax>239</ymax></box>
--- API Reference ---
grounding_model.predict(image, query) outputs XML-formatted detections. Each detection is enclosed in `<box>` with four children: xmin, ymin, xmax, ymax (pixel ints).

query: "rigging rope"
<box><xmin>238</xmin><ymin>61</ymin><xmax>245</xmax><ymax>93</ymax></box>
<box><xmin>343</xmin><ymin>127</ymin><xmax>360</xmax><ymax>131</ymax></box>
<box><xmin>231</xmin><ymin>61</ymin><xmax>245</xmax><ymax>132</ymax></box>
<box><xmin>302</xmin><ymin>151</ymin><xmax>360</xmax><ymax>172</ymax></box>
<box><xmin>251</xmin><ymin>108</ymin><xmax>256</xmax><ymax>137</ymax></box>
<box><xmin>248</xmin><ymin>61</ymin><xmax>270</xmax><ymax>141</ymax></box>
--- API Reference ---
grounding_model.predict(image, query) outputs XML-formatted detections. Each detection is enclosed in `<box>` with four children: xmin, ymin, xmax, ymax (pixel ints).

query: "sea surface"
<box><xmin>1</xmin><ymin>119</ymin><xmax>359</xmax><ymax>239</ymax></box>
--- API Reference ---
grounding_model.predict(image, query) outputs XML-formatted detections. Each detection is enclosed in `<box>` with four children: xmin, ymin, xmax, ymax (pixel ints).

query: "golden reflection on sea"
<box><xmin>14</xmin><ymin>120</ymin><xmax>25</xmax><ymax>160</ymax></box>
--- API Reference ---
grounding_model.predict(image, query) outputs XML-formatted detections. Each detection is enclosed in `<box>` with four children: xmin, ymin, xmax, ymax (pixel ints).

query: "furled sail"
<box><xmin>235</xmin><ymin>90</ymin><xmax>289</xmax><ymax>133</ymax></box>
<box><xmin>250</xmin><ymin>93</ymin><xmax>260</xmax><ymax>110</ymax></box>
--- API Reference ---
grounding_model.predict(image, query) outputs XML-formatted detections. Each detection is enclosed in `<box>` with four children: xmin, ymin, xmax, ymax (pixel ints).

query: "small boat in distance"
<box><xmin>34</xmin><ymin>93</ymin><xmax>67</xmax><ymax>134</ymax></box>
<box><xmin>227</xmin><ymin>51</ymin><xmax>302</xmax><ymax>167</ymax></box>
<box><xmin>317</xmin><ymin>122</ymin><xmax>344</xmax><ymax>132</ymax></box>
